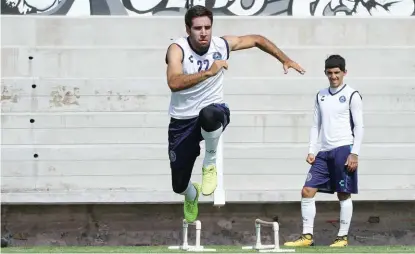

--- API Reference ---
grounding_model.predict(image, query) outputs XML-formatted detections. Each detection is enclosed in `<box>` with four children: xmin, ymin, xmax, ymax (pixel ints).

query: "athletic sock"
<box><xmin>302</xmin><ymin>197</ymin><xmax>316</xmax><ymax>235</ymax></box>
<box><xmin>181</xmin><ymin>182</ymin><xmax>197</xmax><ymax>201</ymax></box>
<box><xmin>338</xmin><ymin>198</ymin><xmax>353</xmax><ymax>236</ymax></box>
<box><xmin>201</xmin><ymin>126</ymin><xmax>222</xmax><ymax>167</ymax></box>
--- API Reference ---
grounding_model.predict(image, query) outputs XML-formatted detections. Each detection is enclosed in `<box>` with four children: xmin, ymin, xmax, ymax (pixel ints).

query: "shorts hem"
<box><xmin>317</xmin><ymin>189</ymin><xmax>358</xmax><ymax>194</ymax></box>
<box><xmin>336</xmin><ymin>190</ymin><xmax>358</xmax><ymax>194</ymax></box>
<box><xmin>317</xmin><ymin>189</ymin><xmax>335</xmax><ymax>194</ymax></box>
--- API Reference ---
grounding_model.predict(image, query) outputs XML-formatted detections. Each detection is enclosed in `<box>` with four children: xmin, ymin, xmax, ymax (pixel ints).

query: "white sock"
<box><xmin>181</xmin><ymin>182</ymin><xmax>197</xmax><ymax>201</ymax></box>
<box><xmin>201</xmin><ymin>126</ymin><xmax>222</xmax><ymax>167</ymax></box>
<box><xmin>301</xmin><ymin>197</ymin><xmax>316</xmax><ymax>235</ymax></box>
<box><xmin>338</xmin><ymin>198</ymin><xmax>353</xmax><ymax>236</ymax></box>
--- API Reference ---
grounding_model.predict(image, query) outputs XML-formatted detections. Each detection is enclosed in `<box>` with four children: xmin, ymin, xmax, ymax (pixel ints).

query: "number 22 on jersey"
<box><xmin>197</xmin><ymin>59</ymin><xmax>209</xmax><ymax>72</ymax></box>
<box><xmin>189</xmin><ymin>55</ymin><xmax>210</xmax><ymax>72</ymax></box>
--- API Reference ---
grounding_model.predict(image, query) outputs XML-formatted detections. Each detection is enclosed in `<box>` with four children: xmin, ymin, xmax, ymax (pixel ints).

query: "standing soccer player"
<box><xmin>284</xmin><ymin>55</ymin><xmax>364</xmax><ymax>247</ymax></box>
<box><xmin>166</xmin><ymin>5</ymin><xmax>305</xmax><ymax>223</ymax></box>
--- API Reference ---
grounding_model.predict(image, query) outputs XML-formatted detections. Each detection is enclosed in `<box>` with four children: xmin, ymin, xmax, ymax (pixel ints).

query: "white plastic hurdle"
<box><xmin>213</xmin><ymin>135</ymin><xmax>225</xmax><ymax>207</ymax></box>
<box><xmin>242</xmin><ymin>219</ymin><xmax>295</xmax><ymax>253</ymax></box>
<box><xmin>168</xmin><ymin>219</ymin><xmax>216</xmax><ymax>252</ymax></box>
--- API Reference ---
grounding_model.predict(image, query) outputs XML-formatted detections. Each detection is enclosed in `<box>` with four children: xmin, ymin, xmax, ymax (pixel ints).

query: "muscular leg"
<box><xmin>198</xmin><ymin>104</ymin><xmax>229</xmax><ymax>167</ymax></box>
<box><xmin>301</xmin><ymin>186</ymin><xmax>318</xmax><ymax>235</ymax></box>
<box><xmin>301</xmin><ymin>152</ymin><xmax>333</xmax><ymax>237</ymax></box>
<box><xmin>329</xmin><ymin>192</ymin><xmax>353</xmax><ymax>247</ymax></box>
<box><xmin>168</xmin><ymin>117</ymin><xmax>202</xmax><ymax>222</ymax></box>
<box><xmin>285</xmin><ymin>151</ymin><xmax>332</xmax><ymax>247</ymax></box>
<box><xmin>337</xmin><ymin>192</ymin><xmax>353</xmax><ymax>237</ymax></box>
<box><xmin>170</xmin><ymin>153</ymin><xmax>202</xmax><ymax>223</ymax></box>
<box><xmin>171</xmin><ymin>157</ymin><xmax>197</xmax><ymax>200</ymax></box>
<box><xmin>329</xmin><ymin>145</ymin><xmax>357</xmax><ymax>247</ymax></box>
<box><xmin>331</xmin><ymin>145</ymin><xmax>357</xmax><ymax>244</ymax></box>
<box><xmin>169</xmin><ymin>117</ymin><xmax>200</xmax><ymax>196</ymax></box>
<box><xmin>198</xmin><ymin>103</ymin><xmax>230</xmax><ymax>195</ymax></box>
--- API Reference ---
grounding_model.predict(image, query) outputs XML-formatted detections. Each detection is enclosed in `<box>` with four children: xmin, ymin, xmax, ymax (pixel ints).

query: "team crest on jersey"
<box><xmin>339</xmin><ymin>95</ymin><xmax>346</xmax><ymax>103</ymax></box>
<box><xmin>212</xmin><ymin>52</ymin><xmax>222</xmax><ymax>60</ymax></box>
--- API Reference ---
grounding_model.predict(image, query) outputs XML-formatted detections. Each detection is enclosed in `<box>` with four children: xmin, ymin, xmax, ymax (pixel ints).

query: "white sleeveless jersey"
<box><xmin>168</xmin><ymin>36</ymin><xmax>230</xmax><ymax>119</ymax></box>
<box><xmin>316</xmin><ymin>84</ymin><xmax>361</xmax><ymax>151</ymax></box>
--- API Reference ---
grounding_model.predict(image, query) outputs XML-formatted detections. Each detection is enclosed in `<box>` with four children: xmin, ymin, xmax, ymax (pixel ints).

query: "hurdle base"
<box><xmin>242</xmin><ymin>245</ymin><xmax>295</xmax><ymax>253</ymax></box>
<box><xmin>168</xmin><ymin>245</ymin><xmax>216</xmax><ymax>252</ymax></box>
<box><xmin>168</xmin><ymin>219</ymin><xmax>216</xmax><ymax>252</ymax></box>
<box><xmin>243</xmin><ymin>218</ymin><xmax>295</xmax><ymax>253</ymax></box>
<box><xmin>213</xmin><ymin>189</ymin><xmax>226</xmax><ymax>207</ymax></box>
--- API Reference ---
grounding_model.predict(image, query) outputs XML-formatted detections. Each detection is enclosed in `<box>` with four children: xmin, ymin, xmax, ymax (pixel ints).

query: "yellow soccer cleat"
<box><xmin>284</xmin><ymin>234</ymin><xmax>314</xmax><ymax>247</ymax></box>
<box><xmin>201</xmin><ymin>164</ymin><xmax>217</xmax><ymax>196</ymax></box>
<box><xmin>183</xmin><ymin>183</ymin><xmax>201</xmax><ymax>223</ymax></box>
<box><xmin>330</xmin><ymin>235</ymin><xmax>348</xmax><ymax>247</ymax></box>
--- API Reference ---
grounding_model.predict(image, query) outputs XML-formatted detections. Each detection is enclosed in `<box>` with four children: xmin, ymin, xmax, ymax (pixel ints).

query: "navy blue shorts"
<box><xmin>304</xmin><ymin>145</ymin><xmax>358</xmax><ymax>194</ymax></box>
<box><xmin>168</xmin><ymin>103</ymin><xmax>230</xmax><ymax>187</ymax></box>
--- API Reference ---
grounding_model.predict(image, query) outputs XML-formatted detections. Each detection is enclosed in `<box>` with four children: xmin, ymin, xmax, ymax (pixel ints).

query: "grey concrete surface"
<box><xmin>1</xmin><ymin>16</ymin><xmax>414</xmax><ymax>204</ymax></box>
<box><xmin>2</xmin><ymin>17</ymin><xmax>415</xmax><ymax>47</ymax></box>
<box><xmin>3</xmin><ymin>47</ymin><xmax>415</xmax><ymax>78</ymax></box>
<box><xmin>1</xmin><ymin>202</ymin><xmax>414</xmax><ymax>246</ymax></box>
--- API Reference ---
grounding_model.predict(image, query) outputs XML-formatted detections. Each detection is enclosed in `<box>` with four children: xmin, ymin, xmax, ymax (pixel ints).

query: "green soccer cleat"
<box><xmin>184</xmin><ymin>183</ymin><xmax>201</xmax><ymax>223</ymax></box>
<box><xmin>201</xmin><ymin>164</ymin><xmax>217</xmax><ymax>196</ymax></box>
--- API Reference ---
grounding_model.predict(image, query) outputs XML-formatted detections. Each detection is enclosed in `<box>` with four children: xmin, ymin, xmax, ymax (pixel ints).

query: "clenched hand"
<box><xmin>345</xmin><ymin>154</ymin><xmax>358</xmax><ymax>172</ymax></box>
<box><xmin>207</xmin><ymin>60</ymin><xmax>228</xmax><ymax>76</ymax></box>
<box><xmin>306</xmin><ymin>153</ymin><xmax>315</xmax><ymax>165</ymax></box>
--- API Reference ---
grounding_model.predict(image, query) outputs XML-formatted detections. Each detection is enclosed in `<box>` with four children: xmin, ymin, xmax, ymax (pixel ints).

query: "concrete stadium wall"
<box><xmin>1</xmin><ymin>16</ymin><xmax>415</xmax><ymax>205</ymax></box>
<box><xmin>2</xmin><ymin>202</ymin><xmax>415</xmax><ymax>246</ymax></box>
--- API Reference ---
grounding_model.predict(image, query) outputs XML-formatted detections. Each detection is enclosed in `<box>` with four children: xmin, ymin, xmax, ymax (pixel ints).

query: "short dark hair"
<box><xmin>325</xmin><ymin>54</ymin><xmax>346</xmax><ymax>72</ymax></box>
<box><xmin>185</xmin><ymin>5</ymin><xmax>213</xmax><ymax>28</ymax></box>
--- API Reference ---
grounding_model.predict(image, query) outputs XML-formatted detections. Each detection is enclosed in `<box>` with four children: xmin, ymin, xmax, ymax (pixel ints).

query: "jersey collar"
<box><xmin>328</xmin><ymin>83</ymin><xmax>347</xmax><ymax>96</ymax></box>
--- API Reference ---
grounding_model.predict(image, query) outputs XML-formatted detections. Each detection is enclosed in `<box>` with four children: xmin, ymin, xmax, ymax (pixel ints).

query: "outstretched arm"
<box><xmin>222</xmin><ymin>34</ymin><xmax>305</xmax><ymax>74</ymax></box>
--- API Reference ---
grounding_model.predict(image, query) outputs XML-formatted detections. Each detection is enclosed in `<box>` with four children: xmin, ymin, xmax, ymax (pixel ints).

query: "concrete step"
<box><xmin>2</xmin><ymin>16</ymin><xmax>415</xmax><ymax>47</ymax></box>
<box><xmin>2</xmin><ymin>47</ymin><xmax>414</xmax><ymax>78</ymax></box>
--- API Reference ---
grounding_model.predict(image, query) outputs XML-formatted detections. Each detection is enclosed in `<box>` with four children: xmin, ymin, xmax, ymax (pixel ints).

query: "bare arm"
<box><xmin>166</xmin><ymin>43</ymin><xmax>212</xmax><ymax>92</ymax></box>
<box><xmin>221</xmin><ymin>35</ymin><xmax>305</xmax><ymax>74</ymax></box>
<box><xmin>308</xmin><ymin>94</ymin><xmax>322</xmax><ymax>155</ymax></box>
<box><xmin>222</xmin><ymin>34</ymin><xmax>291</xmax><ymax>63</ymax></box>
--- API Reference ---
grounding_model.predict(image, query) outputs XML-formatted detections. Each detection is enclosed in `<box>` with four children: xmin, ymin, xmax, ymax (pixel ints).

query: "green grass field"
<box><xmin>2</xmin><ymin>246</ymin><xmax>415</xmax><ymax>253</ymax></box>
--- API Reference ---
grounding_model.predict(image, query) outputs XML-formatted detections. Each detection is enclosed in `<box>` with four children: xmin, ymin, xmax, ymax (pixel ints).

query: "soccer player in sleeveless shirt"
<box><xmin>165</xmin><ymin>5</ymin><xmax>306</xmax><ymax>223</ymax></box>
<box><xmin>284</xmin><ymin>55</ymin><xmax>364</xmax><ymax>247</ymax></box>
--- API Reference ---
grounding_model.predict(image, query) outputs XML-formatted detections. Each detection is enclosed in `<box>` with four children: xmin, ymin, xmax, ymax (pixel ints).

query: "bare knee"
<box><xmin>337</xmin><ymin>192</ymin><xmax>351</xmax><ymax>201</ymax></box>
<box><xmin>301</xmin><ymin>187</ymin><xmax>317</xmax><ymax>198</ymax></box>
